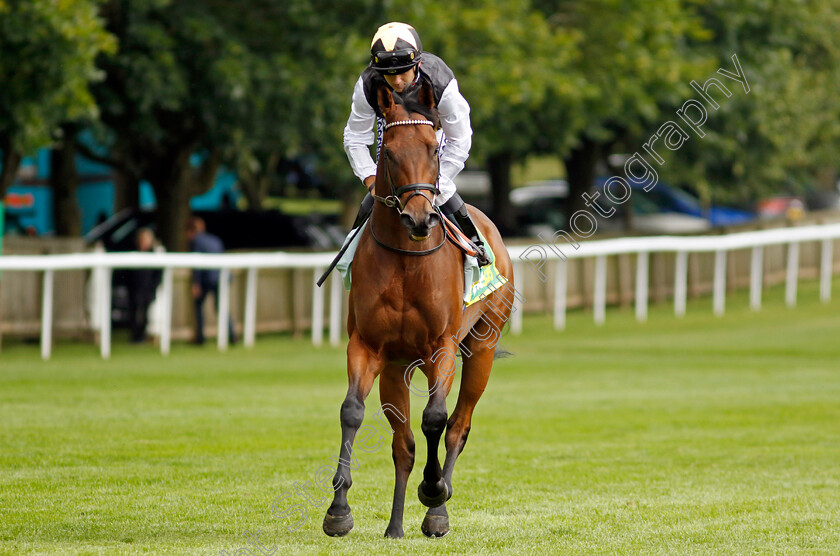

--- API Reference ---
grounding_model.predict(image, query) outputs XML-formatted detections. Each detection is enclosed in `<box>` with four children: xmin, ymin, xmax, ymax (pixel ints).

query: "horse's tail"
<box><xmin>493</xmin><ymin>346</ymin><xmax>514</xmax><ymax>359</ymax></box>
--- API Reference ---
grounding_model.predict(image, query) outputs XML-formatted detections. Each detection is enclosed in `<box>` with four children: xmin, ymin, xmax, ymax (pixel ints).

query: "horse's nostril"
<box><xmin>400</xmin><ymin>213</ymin><xmax>416</xmax><ymax>229</ymax></box>
<box><xmin>426</xmin><ymin>212</ymin><xmax>440</xmax><ymax>228</ymax></box>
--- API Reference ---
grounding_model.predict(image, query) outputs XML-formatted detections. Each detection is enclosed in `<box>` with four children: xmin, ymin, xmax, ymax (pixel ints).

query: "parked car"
<box><xmin>509</xmin><ymin>179</ymin><xmax>723</xmax><ymax>236</ymax></box>
<box><xmin>756</xmin><ymin>195</ymin><xmax>806</xmax><ymax>220</ymax></box>
<box><xmin>510</xmin><ymin>180</ymin><xmax>570</xmax><ymax>236</ymax></box>
<box><xmin>755</xmin><ymin>187</ymin><xmax>840</xmax><ymax>221</ymax></box>
<box><xmin>805</xmin><ymin>189</ymin><xmax>840</xmax><ymax>211</ymax></box>
<box><xmin>595</xmin><ymin>191</ymin><xmax>711</xmax><ymax>234</ymax></box>
<box><xmin>596</xmin><ymin>178</ymin><xmax>755</xmax><ymax>228</ymax></box>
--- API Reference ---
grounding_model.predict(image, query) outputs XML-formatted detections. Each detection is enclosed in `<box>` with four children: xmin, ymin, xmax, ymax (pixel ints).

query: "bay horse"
<box><xmin>323</xmin><ymin>80</ymin><xmax>514</xmax><ymax>538</ymax></box>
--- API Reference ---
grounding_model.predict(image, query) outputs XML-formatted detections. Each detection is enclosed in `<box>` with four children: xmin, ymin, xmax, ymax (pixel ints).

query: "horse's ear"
<box><xmin>418</xmin><ymin>80</ymin><xmax>435</xmax><ymax>111</ymax></box>
<box><xmin>378</xmin><ymin>84</ymin><xmax>395</xmax><ymax>116</ymax></box>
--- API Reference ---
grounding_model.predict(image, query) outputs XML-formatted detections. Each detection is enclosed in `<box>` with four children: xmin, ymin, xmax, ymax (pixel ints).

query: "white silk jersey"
<box><xmin>343</xmin><ymin>53</ymin><xmax>472</xmax><ymax>205</ymax></box>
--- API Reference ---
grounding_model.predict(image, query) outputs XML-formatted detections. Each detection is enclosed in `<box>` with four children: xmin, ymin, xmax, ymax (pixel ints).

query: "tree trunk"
<box><xmin>604</xmin><ymin>153</ymin><xmax>634</xmax><ymax>231</ymax></box>
<box><xmin>74</xmin><ymin>138</ymin><xmax>142</xmax><ymax>214</ymax></box>
<box><xmin>239</xmin><ymin>174</ymin><xmax>263</xmax><ymax>210</ymax></box>
<box><xmin>153</xmin><ymin>175</ymin><xmax>192</xmax><ymax>251</ymax></box>
<box><xmin>486</xmin><ymin>151</ymin><xmax>515</xmax><ymax>235</ymax></box>
<box><xmin>0</xmin><ymin>137</ymin><xmax>22</xmax><ymax>197</ymax></box>
<box><xmin>51</xmin><ymin>129</ymin><xmax>82</xmax><ymax>236</ymax></box>
<box><xmin>815</xmin><ymin>166</ymin><xmax>837</xmax><ymax>191</ymax></box>
<box><xmin>623</xmin><ymin>192</ymin><xmax>636</xmax><ymax>232</ymax></box>
<box><xmin>562</xmin><ymin>137</ymin><xmax>600</xmax><ymax>230</ymax></box>
<box><xmin>114</xmin><ymin>169</ymin><xmax>141</xmax><ymax>213</ymax></box>
<box><xmin>190</xmin><ymin>149</ymin><xmax>222</xmax><ymax>196</ymax></box>
<box><xmin>239</xmin><ymin>151</ymin><xmax>280</xmax><ymax>210</ymax></box>
<box><xmin>150</xmin><ymin>145</ymin><xmax>195</xmax><ymax>251</ymax></box>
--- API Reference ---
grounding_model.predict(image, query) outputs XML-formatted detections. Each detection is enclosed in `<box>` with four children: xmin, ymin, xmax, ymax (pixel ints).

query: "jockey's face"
<box><xmin>384</xmin><ymin>66</ymin><xmax>416</xmax><ymax>93</ymax></box>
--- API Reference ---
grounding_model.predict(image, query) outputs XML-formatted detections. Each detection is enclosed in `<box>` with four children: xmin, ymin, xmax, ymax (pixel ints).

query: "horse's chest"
<box><xmin>356</xmin><ymin>285</ymin><xmax>452</xmax><ymax>346</ymax></box>
<box><xmin>378</xmin><ymin>294</ymin><xmax>446</xmax><ymax>328</ymax></box>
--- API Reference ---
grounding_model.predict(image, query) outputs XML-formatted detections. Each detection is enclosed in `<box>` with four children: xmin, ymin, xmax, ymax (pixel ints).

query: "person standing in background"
<box><xmin>186</xmin><ymin>216</ymin><xmax>236</xmax><ymax>345</ymax></box>
<box><xmin>125</xmin><ymin>227</ymin><xmax>161</xmax><ymax>343</ymax></box>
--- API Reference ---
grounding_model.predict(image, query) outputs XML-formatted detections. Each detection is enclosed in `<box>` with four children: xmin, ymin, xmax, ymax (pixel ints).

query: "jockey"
<box><xmin>343</xmin><ymin>21</ymin><xmax>491</xmax><ymax>266</ymax></box>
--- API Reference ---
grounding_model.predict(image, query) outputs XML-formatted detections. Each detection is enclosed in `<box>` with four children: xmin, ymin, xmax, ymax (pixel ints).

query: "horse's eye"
<box><xmin>432</xmin><ymin>146</ymin><xmax>440</xmax><ymax>158</ymax></box>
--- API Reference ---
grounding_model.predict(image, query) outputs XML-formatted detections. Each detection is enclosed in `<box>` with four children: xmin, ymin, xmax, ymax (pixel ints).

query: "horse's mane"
<box><xmin>392</xmin><ymin>87</ymin><xmax>440</xmax><ymax>128</ymax></box>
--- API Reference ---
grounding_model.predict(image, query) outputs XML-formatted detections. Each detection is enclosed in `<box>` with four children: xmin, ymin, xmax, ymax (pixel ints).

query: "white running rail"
<box><xmin>1</xmin><ymin>223</ymin><xmax>839</xmax><ymax>360</ymax></box>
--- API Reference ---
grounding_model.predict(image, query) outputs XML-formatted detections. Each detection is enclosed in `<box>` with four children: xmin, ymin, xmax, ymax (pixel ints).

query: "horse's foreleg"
<box><xmin>379</xmin><ymin>365</ymin><xmax>414</xmax><ymax>538</ymax></box>
<box><xmin>322</xmin><ymin>335</ymin><xmax>383</xmax><ymax>537</ymax></box>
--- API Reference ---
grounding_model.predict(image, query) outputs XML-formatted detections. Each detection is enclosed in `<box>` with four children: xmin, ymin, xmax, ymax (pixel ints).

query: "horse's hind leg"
<box><xmin>440</xmin><ymin>345</ymin><xmax>493</xmax><ymax>487</ymax></box>
<box><xmin>421</xmin><ymin>501</ymin><xmax>450</xmax><ymax>538</ymax></box>
<box><xmin>322</xmin><ymin>334</ymin><xmax>383</xmax><ymax>537</ymax></box>
<box><xmin>440</xmin><ymin>306</ymin><xmax>509</xmax><ymax>510</ymax></box>
<box><xmin>415</xmin><ymin>343</ymin><xmax>493</xmax><ymax>538</ymax></box>
<box><xmin>418</xmin><ymin>331</ymin><xmax>497</xmax><ymax>538</ymax></box>
<box><xmin>379</xmin><ymin>365</ymin><xmax>414</xmax><ymax>538</ymax></box>
<box><xmin>417</xmin><ymin>343</ymin><xmax>458</xmax><ymax>510</ymax></box>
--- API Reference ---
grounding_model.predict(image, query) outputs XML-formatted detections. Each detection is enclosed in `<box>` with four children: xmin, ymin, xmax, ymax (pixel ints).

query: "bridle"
<box><xmin>370</xmin><ymin>118</ymin><xmax>448</xmax><ymax>256</ymax></box>
<box><xmin>371</xmin><ymin>119</ymin><xmax>439</xmax><ymax>210</ymax></box>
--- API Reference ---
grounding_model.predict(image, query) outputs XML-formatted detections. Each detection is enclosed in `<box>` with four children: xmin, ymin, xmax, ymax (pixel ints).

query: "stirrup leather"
<box><xmin>448</xmin><ymin>209</ymin><xmax>491</xmax><ymax>267</ymax></box>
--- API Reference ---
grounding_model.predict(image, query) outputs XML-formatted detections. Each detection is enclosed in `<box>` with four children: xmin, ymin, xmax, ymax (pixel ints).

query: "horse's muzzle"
<box><xmin>400</xmin><ymin>211</ymin><xmax>440</xmax><ymax>241</ymax></box>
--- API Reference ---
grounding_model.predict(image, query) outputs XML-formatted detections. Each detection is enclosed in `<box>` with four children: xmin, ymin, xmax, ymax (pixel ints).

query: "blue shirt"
<box><xmin>190</xmin><ymin>232</ymin><xmax>225</xmax><ymax>287</ymax></box>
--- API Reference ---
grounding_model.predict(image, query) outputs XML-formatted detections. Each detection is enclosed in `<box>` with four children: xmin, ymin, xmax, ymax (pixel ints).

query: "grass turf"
<box><xmin>1</xmin><ymin>279</ymin><xmax>839</xmax><ymax>555</ymax></box>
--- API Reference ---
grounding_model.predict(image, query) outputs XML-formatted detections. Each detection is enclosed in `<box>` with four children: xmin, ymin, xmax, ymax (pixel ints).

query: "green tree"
<box><xmin>667</xmin><ymin>0</ymin><xmax>840</xmax><ymax>206</ymax></box>
<box><xmin>534</xmin><ymin>0</ymin><xmax>712</xmax><ymax>221</ymax></box>
<box><xmin>89</xmin><ymin>0</ymin><xmax>258</xmax><ymax>249</ymax></box>
<box><xmin>280</xmin><ymin>30</ymin><xmax>375</xmax><ymax>226</ymax></box>
<box><xmin>409</xmin><ymin>0</ymin><xmax>580</xmax><ymax>233</ymax></box>
<box><xmin>89</xmin><ymin>0</ymin><xmax>378</xmax><ymax>249</ymax></box>
<box><xmin>0</xmin><ymin>0</ymin><xmax>114</xmax><ymax>196</ymax></box>
<box><xmin>388</xmin><ymin>1</ymin><xmax>706</xmax><ymax>231</ymax></box>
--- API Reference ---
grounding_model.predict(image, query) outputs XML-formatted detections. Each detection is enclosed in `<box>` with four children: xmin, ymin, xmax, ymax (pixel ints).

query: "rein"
<box><xmin>370</xmin><ymin>118</ymin><xmax>447</xmax><ymax>256</ymax></box>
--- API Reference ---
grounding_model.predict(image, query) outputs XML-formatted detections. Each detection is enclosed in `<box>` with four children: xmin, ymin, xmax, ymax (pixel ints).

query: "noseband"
<box><xmin>370</xmin><ymin>118</ymin><xmax>448</xmax><ymax>256</ymax></box>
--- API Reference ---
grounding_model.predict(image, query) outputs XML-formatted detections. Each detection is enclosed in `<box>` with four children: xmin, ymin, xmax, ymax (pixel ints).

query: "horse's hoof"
<box><xmin>322</xmin><ymin>511</ymin><xmax>354</xmax><ymax>537</ymax></box>
<box><xmin>384</xmin><ymin>523</ymin><xmax>404</xmax><ymax>538</ymax></box>
<box><xmin>421</xmin><ymin>513</ymin><xmax>450</xmax><ymax>538</ymax></box>
<box><xmin>418</xmin><ymin>479</ymin><xmax>450</xmax><ymax>508</ymax></box>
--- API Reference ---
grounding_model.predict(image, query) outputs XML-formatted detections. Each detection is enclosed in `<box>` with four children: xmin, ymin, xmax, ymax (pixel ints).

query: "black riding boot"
<box><xmin>441</xmin><ymin>194</ymin><xmax>491</xmax><ymax>266</ymax></box>
<box><xmin>352</xmin><ymin>192</ymin><xmax>374</xmax><ymax>229</ymax></box>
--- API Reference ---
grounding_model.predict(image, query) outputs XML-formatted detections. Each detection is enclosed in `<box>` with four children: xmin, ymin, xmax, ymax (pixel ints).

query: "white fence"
<box><xmin>1</xmin><ymin>222</ymin><xmax>839</xmax><ymax>360</ymax></box>
<box><xmin>510</xmin><ymin>222</ymin><xmax>840</xmax><ymax>333</ymax></box>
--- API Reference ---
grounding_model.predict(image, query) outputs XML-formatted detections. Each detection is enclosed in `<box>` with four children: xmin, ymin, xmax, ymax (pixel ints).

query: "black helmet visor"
<box><xmin>372</xmin><ymin>49</ymin><xmax>420</xmax><ymax>74</ymax></box>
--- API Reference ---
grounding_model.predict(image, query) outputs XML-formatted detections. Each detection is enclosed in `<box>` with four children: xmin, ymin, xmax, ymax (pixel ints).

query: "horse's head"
<box><xmin>376</xmin><ymin>81</ymin><xmax>442</xmax><ymax>241</ymax></box>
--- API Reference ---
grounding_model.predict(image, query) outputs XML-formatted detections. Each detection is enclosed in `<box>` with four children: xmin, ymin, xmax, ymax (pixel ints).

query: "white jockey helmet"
<box><xmin>370</xmin><ymin>22</ymin><xmax>423</xmax><ymax>75</ymax></box>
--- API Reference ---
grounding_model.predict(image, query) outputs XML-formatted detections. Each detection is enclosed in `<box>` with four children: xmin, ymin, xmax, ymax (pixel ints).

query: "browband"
<box><xmin>384</xmin><ymin>119</ymin><xmax>434</xmax><ymax>131</ymax></box>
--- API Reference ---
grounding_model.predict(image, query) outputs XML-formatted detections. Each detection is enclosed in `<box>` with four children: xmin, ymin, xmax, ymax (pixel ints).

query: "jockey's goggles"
<box><xmin>371</xmin><ymin>49</ymin><xmax>421</xmax><ymax>74</ymax></box>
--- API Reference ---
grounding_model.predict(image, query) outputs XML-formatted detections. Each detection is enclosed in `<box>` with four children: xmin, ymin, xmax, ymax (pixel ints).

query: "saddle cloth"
<box><xmin>336</xmin><ymin>221</ymin><xmax>508</xmax><ymax>307</ymax></box>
